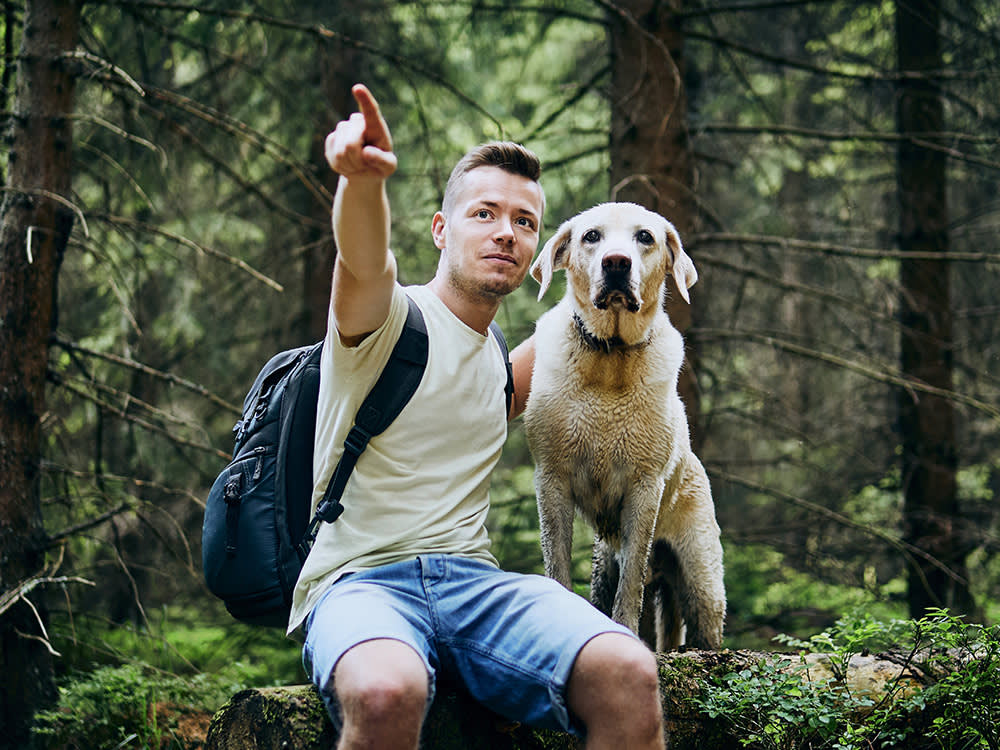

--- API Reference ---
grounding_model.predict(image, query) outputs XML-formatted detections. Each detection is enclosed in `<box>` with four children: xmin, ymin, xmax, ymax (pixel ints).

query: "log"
<box><xmin>205</xmin><ymin>649</ymin><xmax>926</xmax><ymax>750</ymax></box>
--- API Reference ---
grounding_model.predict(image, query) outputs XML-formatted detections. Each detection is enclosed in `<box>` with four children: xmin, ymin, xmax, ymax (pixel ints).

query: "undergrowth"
<box><xmin>692</xmin><ymin>609</ymin><xmax>1000</xmax><ymax>750</ymax></box>
<box><xmin>30</xmin><ymin>662</ymin><xmax>253</xmax><ymax>749</ymax></box>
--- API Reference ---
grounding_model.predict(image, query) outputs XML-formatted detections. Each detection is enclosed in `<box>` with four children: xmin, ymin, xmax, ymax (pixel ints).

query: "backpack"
<box><xmin>202</xmin><ymin>295</ymin><xmax>513</xmax><ymax>627</ymax></box>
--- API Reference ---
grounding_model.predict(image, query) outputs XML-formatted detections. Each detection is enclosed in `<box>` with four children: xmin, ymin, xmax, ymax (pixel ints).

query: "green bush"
<box><xmin>31</xmin><ymin>662</ymin><xmax>252</xmax><ymax>749</ymax></box>
<box><xmin>692</xmin><ymin>609</ymin><xmax>1000</xmax><ymax>750</ymax></box>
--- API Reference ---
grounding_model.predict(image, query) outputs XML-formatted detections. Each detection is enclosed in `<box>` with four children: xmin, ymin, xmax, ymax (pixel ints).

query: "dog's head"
<box><xmin>530</xmin><ymin>203</ymin><xmax>697</xmax><ymax>337</ymax></box>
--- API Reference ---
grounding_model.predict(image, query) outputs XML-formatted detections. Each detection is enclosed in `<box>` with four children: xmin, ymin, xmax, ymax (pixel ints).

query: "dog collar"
<box><xmin>572</xmin><ymin>313</ymin><xmax>634</xmax><ymax>353</ymax></box>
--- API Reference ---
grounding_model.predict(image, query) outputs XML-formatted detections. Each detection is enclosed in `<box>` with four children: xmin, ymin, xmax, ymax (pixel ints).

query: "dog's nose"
<box><xmin>601</xmin><ymin>253</ymin><xmax>631</xmax><ymax>274</ymax></box>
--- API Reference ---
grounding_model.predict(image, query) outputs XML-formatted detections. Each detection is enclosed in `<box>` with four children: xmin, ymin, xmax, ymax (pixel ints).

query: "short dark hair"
<box><xmin>442</xmin><ymin>141</ymin><xmax>544</xmax><ymax>217</ymax></box>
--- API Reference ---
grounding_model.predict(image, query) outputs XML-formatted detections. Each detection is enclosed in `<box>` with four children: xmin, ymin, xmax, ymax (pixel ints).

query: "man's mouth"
<box><xmin>484</xmin><ymin>253</ymin><xmax>517</xmax><ymax>266</ymax></box>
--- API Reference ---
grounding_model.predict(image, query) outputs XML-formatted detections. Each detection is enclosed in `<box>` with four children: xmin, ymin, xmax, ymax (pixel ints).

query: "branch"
<box><xmin>708</xmin><ymin>468</ymin><xmax>967</xmax><ymax>589</ymax></box>
<box><xmin>695</xmin><ymin>252</ymin><xmax>896</xmax><ymax>325</ymax></box>
<box><xmin>690</xmin><ymin>232</ymin><xmax>1000</xmax><ymax>264</ymax></box>
<box><xmin>0</xmin><ymin>186</ymin><xmax>90</xmax><ymax>237</ymax></box>
<box><xmin>0</xmin><ymin>575</ymin><xmax>96</xmax><ymax>617</ymax></box>
<box><xmin>95</xmin><ymin>0</ymin><xmax>506</xmax><ymax>136</ymax></box>
<box><xmin>682</xmin><ymin>27</ymin><xmax>990</xmax><ymax>84</ymax></box>
<box><xmin>40</xmin><ymin>463</ymin><xmax>204</xmax><ymax>507</ymax></box>
<box><xmin>62</xmin><ymin>48</ymin><xmax>145</xmax><ymax>95</ymax></box>
<box><xmin>51</xmin><ymin>335</ymin><xmax>241</xmax><ymax>416</ymax></box>
<box><xmin>141</xmin><ymin>83</ymin><xmax>334</xmax><ymax>210</ymax></box>
<box><xmin>72</xmin><ymin>112</ymin><xmax>168</xmax><ymax>168</ymax></box>
<box><xmin>697</xmin><ymin>122</ymin><xmax>998</xmax><ymax>146</ymax></box>
<box><xmin>123</xmin><ymin>83</ymin><xmax>326</xmax><ymax>229</ymax></box>
<box><xmin>694</xmin><ymin>327</ymin><xmax>1000</xmax><ymax>424</ymax></box>
<box><xmin>45</xmin><ymin>501</ymin><xmax>132</xmax><ymax>546</ymax></box>
<box><xmin>696</xmin><ymin>123</ymin><xmax>1000</xmax><ymax>172</ymax></box>
<box><xmin>52</xmin><ymin>373</ymin><xmax>231</xmax><ymax>460</ymax></box>
<box><xmin>56</xmin><ymin>369</ymin><xmax>209</xmax><ymax>433</ymax></box>
<box><xmin>675</xmin><ymin>0</ymin><xmax>832</xmax><ymax>19</ymax></box>
<box><xmin>91</xmin><ymin>212</ymin><xmax>284</xmax><ymax>292</ymax></box>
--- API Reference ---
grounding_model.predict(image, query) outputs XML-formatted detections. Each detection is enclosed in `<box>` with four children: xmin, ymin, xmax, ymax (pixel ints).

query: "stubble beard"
<box><xmin>445</xmin><ymin>260</ymin><xmax>521</xmax><ymax>304</ymax></box>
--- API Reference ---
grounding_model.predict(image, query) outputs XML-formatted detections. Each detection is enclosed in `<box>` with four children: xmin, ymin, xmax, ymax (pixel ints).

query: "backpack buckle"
<box><xmin>343</xmin><ymin>425</ymin><xmax>372</xmax><ymax>458</ymax></box>
<box><xmin>223</xmin><ymin>475</ymin><xmax>241</xmax><ymax>505</ymax></box>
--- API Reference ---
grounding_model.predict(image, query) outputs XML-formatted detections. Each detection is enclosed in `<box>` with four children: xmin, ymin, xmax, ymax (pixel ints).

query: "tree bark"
<box><xmin>606</xmin><ymin>0</ymin><xmax>703</xmax><ymax>452</ymax></box>
<box><xmin>894</xmin><ymin>0</ymin><xmax>973</xmax><ymax>619</ymax></box>
<box><xmin>0</xmin><ymin>0</ymin><xmax>80</xmax><ymax>744</ymax></box>
<box><xmin>205</xmin><ymin>650</ymin><xmax>929</xmax><ymax>750</ymax></box>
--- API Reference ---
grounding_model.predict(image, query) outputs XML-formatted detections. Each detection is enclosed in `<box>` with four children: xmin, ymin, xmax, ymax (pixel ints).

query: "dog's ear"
<box><xmin>530</xmin><ymin>220</ymin><xmax>573</xmax><ymax>299</ymax></box>
<box><xmin>665</xmin><ymin>222</ymin><xmax>697</xmax><ymax>303</ymax></box>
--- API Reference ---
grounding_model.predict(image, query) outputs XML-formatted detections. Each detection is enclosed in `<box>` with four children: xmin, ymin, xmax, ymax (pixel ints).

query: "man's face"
<box><xmin>432</xmin><ymin>166</ymin><xmax>544</xmax><ymax>302</ymax></box>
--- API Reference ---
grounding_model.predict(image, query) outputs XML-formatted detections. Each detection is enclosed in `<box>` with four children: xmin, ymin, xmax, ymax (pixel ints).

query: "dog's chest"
<box><xmin>526</xmin><ymin>348</ymin><xmax>680</xmax><ymax>489</ymax></box>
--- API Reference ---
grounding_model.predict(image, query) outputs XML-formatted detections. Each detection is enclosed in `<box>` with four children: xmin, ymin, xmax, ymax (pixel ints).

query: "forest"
<box><xmin>1</xmin><ymin>0</ymin><xmax>999</xmax><ymax>747</ymax></box>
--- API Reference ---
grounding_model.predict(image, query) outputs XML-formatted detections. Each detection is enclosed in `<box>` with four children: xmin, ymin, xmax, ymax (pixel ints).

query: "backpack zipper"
<box><xmin>251</xmin><ymin>446</ymin><xmax>267</xmax><ymax>481</ymax></box>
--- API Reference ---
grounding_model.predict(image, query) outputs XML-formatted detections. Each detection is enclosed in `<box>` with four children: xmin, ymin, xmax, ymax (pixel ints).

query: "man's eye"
<box><xmin>582</xmin><ymin>229</ymin><xmax>601</xmax><ymax>243</ymax></box>
<box><xmin>515</xmin><ymin>217</ymin><xmax>535</xmax><ymax>229</ymax></box>
<box><xmin>636</xmin><ymin>229</ymin><xmax>654</xmax><ymax>245</ymax></box>
<box><xmin>476</xmin><ymin>209</ymin><xmax>492</xmax><ymax>219</ymax></box>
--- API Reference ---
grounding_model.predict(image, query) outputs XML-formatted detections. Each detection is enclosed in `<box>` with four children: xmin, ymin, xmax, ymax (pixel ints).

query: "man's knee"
<box><xmin>576</xmin><ymin>632</ymin><xmax>659</xmax><ymax>691</ymax></box>
<box><xmin>568</xmin><ymin>633</ymin><xmax>662</xmax><ymax>740</ymax></box>
<box><xmin>334</xmin><ymin>640</ymin><xmax>429</xmax><ymax>727</ymax></box>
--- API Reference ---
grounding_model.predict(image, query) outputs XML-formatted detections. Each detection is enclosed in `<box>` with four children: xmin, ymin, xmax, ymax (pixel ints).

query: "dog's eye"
<box><xmin>582</xmin><ymin>229</ymin><xmax>601</xmax><ymax>243</ymax></box>
<box><xmin>636</xmin><ymin>229</ymin><xmax>654</xmax><ymax>245</ymax></box>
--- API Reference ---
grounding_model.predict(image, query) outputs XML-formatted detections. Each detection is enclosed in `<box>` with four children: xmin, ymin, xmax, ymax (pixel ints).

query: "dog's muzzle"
<box><xmin>594</xmin><ymin>253</ymin><xmax>640</xmax><ymax>311</ymax></box>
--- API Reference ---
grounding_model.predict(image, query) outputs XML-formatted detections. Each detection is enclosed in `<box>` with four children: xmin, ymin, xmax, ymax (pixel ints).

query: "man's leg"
<box><xmin>333</xmin><ymin>639</ymin><xmax>429</xmax><ymax>750</ymax></box>
<box><xmin>301</xmin><ymin>561</ymin><xmax>438</xmax><ymax>749</ymax></box>
<box><xmin>567</xmin><ymin>633</ymin><xmax>664</xmax><ymax>750</ymax></box>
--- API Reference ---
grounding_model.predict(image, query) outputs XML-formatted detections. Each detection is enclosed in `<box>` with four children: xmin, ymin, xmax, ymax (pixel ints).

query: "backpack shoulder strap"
<box><xmin>299</xmin><ymin>295</ymin><xmax>428</xmax><ymax>554</ymax></box>
<box><xmin>489</xmin><ymin>321</ymin><xmax>514</xmax><ymax>418</ymax></box>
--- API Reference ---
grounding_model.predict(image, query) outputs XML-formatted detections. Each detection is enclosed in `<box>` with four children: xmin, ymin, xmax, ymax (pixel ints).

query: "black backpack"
<box><xmin>202</xmin><ymin>296</ymin><xmax>513</xmax><ymax>627</ymax></box>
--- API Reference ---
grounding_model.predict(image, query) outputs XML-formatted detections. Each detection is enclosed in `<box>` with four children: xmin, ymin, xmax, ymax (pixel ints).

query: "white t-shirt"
<box><xmin>287</xmin><ymin>284</ymin><xmax>507</xmax><ymax>634</ymax></box>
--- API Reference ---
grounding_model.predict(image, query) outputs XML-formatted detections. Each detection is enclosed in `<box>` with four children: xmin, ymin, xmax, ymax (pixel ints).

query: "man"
<box><xmin>288</xmin><ymin>83</ymin><xmax>665</xmax><ymax>750</ymax></box>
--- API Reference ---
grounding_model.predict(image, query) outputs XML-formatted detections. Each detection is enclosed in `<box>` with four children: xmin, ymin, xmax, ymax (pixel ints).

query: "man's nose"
<box><xmin>494</xmin><ymin>217</ymin><xmax>515</xmax><ymax>243</ymax></box>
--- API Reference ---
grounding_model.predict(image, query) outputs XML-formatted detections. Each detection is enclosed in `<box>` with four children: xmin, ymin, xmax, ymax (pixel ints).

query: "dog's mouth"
<box><xmin>594</xmin><ymin>279</ymin><xmax>641</xmax><ymax>312</ymax></box>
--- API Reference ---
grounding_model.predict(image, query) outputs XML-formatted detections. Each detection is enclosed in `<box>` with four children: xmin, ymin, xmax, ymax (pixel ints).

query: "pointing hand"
<box><xmin>324</xmin><ymin>84</ymin><xmax>397</xmax><ymax>180</ymax></box>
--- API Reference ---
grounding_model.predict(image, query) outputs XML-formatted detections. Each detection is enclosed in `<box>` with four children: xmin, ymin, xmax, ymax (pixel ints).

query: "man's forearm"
<box><xmin>332</xmin><ymin>174</ymin><xmax>393</xmax><ymax>282</ymax></box>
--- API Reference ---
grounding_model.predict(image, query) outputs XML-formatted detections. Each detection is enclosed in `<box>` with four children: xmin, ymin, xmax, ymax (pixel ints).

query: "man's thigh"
<box><xmin>424</xmin><ymin>556</ymin><xmax>635</xmax><ymax>734</ymax></box>
<box><xmin>302</xmin><ymin>559</ymin><xmax>439</xmax><ymax>728</ymax></box>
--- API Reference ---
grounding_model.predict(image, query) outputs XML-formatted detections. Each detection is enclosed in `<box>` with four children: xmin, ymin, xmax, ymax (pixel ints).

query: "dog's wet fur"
<box><xmin>524</xmin><ymin>202</ymin><xmax>725</xmax><ymax>651</ymax></box>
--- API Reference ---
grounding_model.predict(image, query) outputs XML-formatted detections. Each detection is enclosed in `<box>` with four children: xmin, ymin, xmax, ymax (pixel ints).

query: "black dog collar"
<box><xmin>572</xmin><ymin>313</ymin><xmax>634</xmax><ymax>353</ymax></box>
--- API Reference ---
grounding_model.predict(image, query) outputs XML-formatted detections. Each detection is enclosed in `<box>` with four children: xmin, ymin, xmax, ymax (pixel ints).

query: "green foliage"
<box><xmin>34</xmin><ymin>603</ymin><xmax>306</xmax><ymax>749</ymax></box>
<box><xmin>31</xmin><ymin>662</ymin><xmax>245</xmax><ymax>750</ymax></box>
<box><xmin>696</xmin><ymin>658</ymin><xmax>851</xmax><ymax>749</ymax></box>
<box><xmin>693</xmin><ymin>610</ymin><xmax>1000</xmax><ymax>750</ymax></box>
<box><xmin>46</xmin><ymin>605</ymin><xmax>304</xmax><ymax>687</ymax></box>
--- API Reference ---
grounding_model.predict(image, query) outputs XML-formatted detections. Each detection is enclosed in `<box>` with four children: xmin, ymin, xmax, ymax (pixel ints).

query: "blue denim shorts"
<box><xmin>302</xmin><ymin>555</ymin><xmax>635</xmax><ymax>735</ymax></box>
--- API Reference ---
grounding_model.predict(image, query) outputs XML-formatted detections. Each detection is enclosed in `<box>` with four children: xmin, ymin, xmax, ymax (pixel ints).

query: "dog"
<box><xmin>523</xmin><ymin>202</ymin><xmax>725</xmax><ymax>651</ymax></box>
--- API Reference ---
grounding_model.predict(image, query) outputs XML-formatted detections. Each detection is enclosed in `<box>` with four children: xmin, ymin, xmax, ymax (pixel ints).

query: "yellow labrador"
<box><xmin>524</xmin><ymin>202</ymin><xmax>725</xmax><ymax>650</ymax></box>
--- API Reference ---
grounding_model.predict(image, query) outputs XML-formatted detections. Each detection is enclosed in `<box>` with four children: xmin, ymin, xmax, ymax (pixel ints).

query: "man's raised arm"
<box><xmin>324</xmin><ymin>84</ymin><xmax>399</xmax><ymax>344</ymax></box>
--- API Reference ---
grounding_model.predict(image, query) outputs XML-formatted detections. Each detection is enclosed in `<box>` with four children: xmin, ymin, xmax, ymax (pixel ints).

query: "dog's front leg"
<box><xmin>612</xmin><ymin>481</ymin><xmax>662</xmax><ymax>633</ymax></box>
<box><xmin>534</xmin><ymin>469</ymin><xmax>575</xmax><ymax>589</ymax></box>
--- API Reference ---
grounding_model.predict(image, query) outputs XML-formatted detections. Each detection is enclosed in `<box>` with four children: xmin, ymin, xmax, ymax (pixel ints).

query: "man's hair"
<box><xmin>442</xmin><ymin>141</ymin><xmax>545</xmax><ymax>218</ymax></box>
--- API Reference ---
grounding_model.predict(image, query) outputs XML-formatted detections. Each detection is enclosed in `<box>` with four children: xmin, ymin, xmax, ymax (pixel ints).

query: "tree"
<box><xmin>894</xmin><ymin>0</ymin><xmax>973</xmax><ymax>618</ymax></box>
<box><xmin>607</xmin><ymin>0</ymin><xmax>703</xmax><ymax>447</ymax></box>
<box><xmin>0</xmin><ymin>0</ymin><xmax>80</xmax><ymax>743</ymax></box>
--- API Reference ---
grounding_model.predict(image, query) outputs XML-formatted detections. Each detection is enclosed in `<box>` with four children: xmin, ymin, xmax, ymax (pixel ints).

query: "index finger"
<box><xmin>352</xmin><ymin>84</ymin><xmax>392</xmax><ymax>149</ymax></box>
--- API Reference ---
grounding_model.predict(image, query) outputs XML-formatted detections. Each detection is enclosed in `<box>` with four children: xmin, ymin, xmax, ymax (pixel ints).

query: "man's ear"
<box><xmin>664</xmin><ymin>222</ymin><xmax>697</xmax><ymax>303</ymax></box>
<box><xmin>431</xmin><ymin>211</ymin><xmax>447</xmax><ymax>250</ymax></box>
<box><xmin>530</xmin><ymin>220</ymin><xmax>573</xmax><ymax>299</ymax></box>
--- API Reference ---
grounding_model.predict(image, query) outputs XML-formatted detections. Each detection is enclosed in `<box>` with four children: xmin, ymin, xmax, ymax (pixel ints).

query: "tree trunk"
<box><xmin>894</xmin><ymin>0</ymin><xmax>973</xmax><ymax>619</ymax></box>
<box><xmin>606</xmin><ymin>0</ymin><xmax>702</xmax><ymax>452</ymax></box>
<box><xmin>205</xmin><ymin>650</ymin><xmax>930</xmax><ymax>750</ymax></box>
<box><xmin>0</xmin><ymin>0</ymin><xmax>80</xmax><ymax>744</ymax></box>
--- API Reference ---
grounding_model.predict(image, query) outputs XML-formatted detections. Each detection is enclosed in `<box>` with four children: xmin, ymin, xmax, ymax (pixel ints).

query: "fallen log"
<box><xmin>205</xmin><ymin>649</ymin><xmax>930</xmax><ymax>749</ymax></box>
